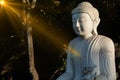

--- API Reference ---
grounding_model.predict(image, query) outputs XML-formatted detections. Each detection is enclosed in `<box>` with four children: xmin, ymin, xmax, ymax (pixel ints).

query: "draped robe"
<box><xmin>56</xmin><ymin>35</ymin><xmax>116</xmax><ymax>80</ymax></box>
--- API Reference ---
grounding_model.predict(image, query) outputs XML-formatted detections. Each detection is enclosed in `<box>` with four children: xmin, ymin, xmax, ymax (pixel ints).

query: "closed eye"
<box><xmin>72</xmin><ymin>19</ymin><xmax>76</xmax><ymax>23</ymax></box>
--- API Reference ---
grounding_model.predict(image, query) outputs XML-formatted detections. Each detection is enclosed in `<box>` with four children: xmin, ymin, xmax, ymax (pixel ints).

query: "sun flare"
<box><xmin>0</xmin><ymin>0</ymin><xmax>5</xmax><ymax>5</ymax></box>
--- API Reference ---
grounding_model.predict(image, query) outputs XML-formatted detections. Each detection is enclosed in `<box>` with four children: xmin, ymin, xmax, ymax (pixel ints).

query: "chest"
<box><xmin>71</xmin><ymin>40</ymin><xmax>100</xmax><ymax>64</ymax></box>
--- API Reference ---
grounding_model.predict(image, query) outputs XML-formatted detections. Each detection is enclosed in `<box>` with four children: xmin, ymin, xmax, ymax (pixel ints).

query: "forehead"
<box><xmin>72</xmin><ymin>13</ymin><xmax>91</xmax><ymax>20</ymax></box>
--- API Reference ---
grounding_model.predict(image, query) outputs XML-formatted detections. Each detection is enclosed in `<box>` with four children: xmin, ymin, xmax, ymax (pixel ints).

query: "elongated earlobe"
<box><xmin>92</xmin><ymin>18</ymin><xmax>100</xmax><ymax>35</ymax></box>
<box><xmin>96</xmin><ymin>18</ymin><xmax>100</xmax><ymax>25</ymax></box>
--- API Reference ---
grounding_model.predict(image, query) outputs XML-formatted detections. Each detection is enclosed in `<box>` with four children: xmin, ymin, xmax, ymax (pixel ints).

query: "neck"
<box><xmin>80</xmin><ymin>33</ymin><xmax>93</xmax><ymax>40</ymax></box>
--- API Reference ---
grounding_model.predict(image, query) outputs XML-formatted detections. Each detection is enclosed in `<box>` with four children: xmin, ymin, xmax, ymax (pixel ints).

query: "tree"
<box><xmin>22</xmin><ymin>0</ymin><xmax>39</xmax><ymax>80</ymax></box>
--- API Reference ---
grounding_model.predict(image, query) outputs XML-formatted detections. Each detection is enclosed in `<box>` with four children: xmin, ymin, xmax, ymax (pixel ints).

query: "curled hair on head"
<box><xmin>71</xmin><ymin>1</ymin><xmax>99</xmax><ymax>21</ymax></box>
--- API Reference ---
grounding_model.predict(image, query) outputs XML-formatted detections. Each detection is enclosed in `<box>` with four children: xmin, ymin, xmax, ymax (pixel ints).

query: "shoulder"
<box><xmin>99</xmin><ymin>35</ymin><xmax>115</xmax><ymax>53</ymax></box>
<box><xmin>68</xmin><ymin>37</ymin><xmax>80</xmax><ymax>46</ymax></box>
<box><xmin>99</xmin><ymin>35</ymin><xmax>114</xmax><ymax>45</ymax></box>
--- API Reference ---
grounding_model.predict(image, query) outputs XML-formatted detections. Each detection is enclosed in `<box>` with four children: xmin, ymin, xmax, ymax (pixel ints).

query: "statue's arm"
<box><xmin>56</xmin><ymin>43</ymin><xmax>74</xmax><ymax>80</ymax></box>
<box><xmin>96</xmin><ymin>37</ymin><xmax>116</xmax><ymax>80</ymax></box>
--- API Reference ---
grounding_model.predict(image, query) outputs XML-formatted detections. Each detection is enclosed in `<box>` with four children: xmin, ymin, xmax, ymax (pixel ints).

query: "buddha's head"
<box><xmin>71</xmin><ymin>2</ymin><xmax>100</xmax><ymax>37</ymax></box>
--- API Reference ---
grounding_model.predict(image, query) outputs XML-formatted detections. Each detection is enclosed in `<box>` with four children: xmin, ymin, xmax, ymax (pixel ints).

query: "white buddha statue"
<box><xmin>56</xmin><ymin>1</ymin><xmax>116</xmax><ymax>80</ymax></box>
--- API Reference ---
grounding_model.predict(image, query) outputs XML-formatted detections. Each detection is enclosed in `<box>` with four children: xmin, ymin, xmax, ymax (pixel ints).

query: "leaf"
<box><xmin>51</xmin><ymin>0</ymin><xmax>60</xmax><ymax>6</ymax></box>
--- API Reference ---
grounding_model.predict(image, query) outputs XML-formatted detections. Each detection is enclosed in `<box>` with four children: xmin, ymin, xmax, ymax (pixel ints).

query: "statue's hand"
<box><xmin>82</xmin><ymin>73</ymin><xmax>95</xmax><ymax>80</ymax></box>
<box><xmin>82</xmin><ymin>66</ymin><xmax>97</xmax><ymax>80</ymax></box>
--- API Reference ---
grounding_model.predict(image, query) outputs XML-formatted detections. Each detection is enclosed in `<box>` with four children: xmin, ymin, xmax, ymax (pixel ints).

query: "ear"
<box><xmin>92</xmin><ymin>18</ymin><xmax>100</xmax><ymax>35</ymax></box>
<box><xmin>94</xmin><ymin>18</ymin><xmax>100</xmax><ymax>28</ymax></box>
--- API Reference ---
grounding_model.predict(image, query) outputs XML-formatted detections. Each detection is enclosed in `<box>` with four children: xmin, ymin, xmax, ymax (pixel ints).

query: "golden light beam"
<box><xmin>1</xmin><ymin>1</ymin><xmax>77</xmax><ymax>56</ymax></box>
<box><xmin>3</xmin><ymin>2</ymin><xmax>68</xmax><ymax>50</ymax></box>
<box><xmin>68</xmin><ymin>46</ymin><xmax>80</xmax><ymax>56</ymax></box>
<box><xmin>30</xmin><ymin>18</ymin><xmax>66</xmax><ymax>47</ymax></box>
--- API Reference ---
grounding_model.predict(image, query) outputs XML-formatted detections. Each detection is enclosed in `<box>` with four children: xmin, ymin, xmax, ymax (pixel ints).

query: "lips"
<box><xmin>73</xmin><ymin>27</ymin><xmax>80</xmax><ymax>32</ymax></box>
<box><xmin>76</xmin><ymin>28</ymin><xmax>80</xmax><ymax>32</ymax></box>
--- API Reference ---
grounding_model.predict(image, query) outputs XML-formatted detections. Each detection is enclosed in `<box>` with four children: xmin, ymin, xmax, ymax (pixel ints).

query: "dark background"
<box><xmin>0</xmin><ymin>0</ymin><xmax>120</xmax><ymax>80</ymax></box>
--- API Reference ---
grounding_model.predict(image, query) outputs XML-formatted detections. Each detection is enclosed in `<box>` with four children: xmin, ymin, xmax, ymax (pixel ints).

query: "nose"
<box><xmin>75</xmin><ymin>19</ymin><xmax>79</xmax><ymax>28</ymax></box>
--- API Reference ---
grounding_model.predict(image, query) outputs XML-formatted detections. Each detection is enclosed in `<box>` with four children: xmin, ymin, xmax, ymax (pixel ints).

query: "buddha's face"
<box><xmin>72</xmin><ymin>13</ymin><xmax>93</xmax><ymax>37</ymax></box>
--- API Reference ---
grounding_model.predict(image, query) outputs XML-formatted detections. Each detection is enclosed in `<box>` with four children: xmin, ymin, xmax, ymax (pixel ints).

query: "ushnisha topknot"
<box><xmin>71</xmin><ymin>2</ymin><xmax>99</xmax><ymax>20</ymax></box>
